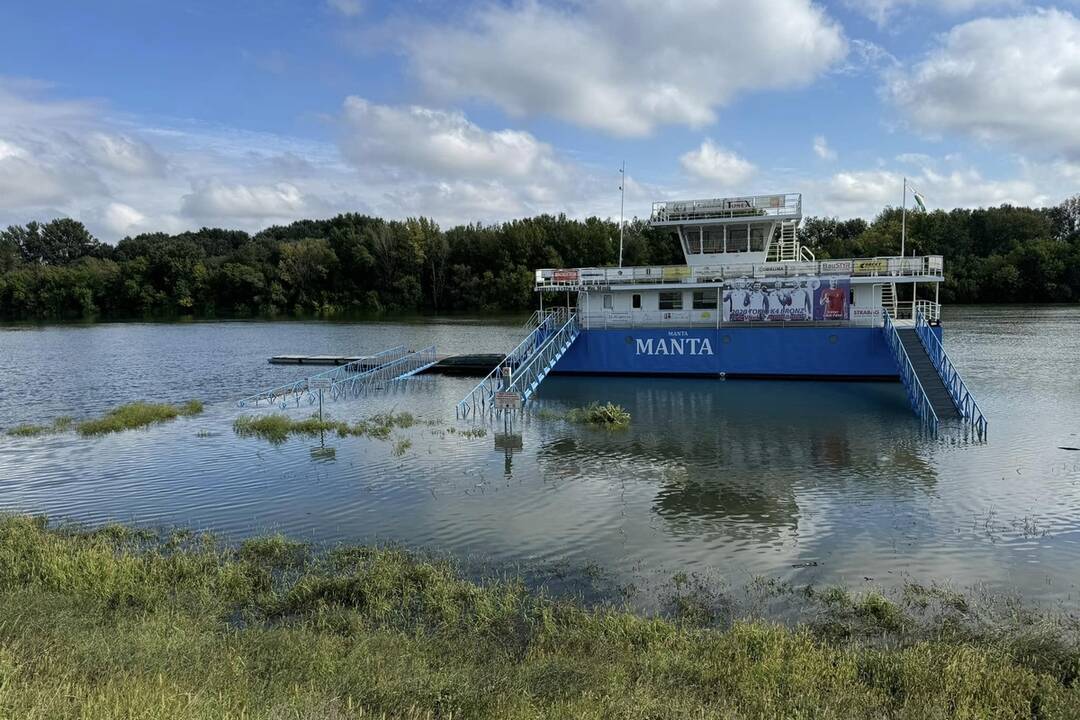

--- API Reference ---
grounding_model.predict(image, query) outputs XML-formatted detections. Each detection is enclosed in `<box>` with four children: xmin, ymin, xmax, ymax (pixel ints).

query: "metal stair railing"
<box><xmin>330</xmin><ymin>346</ymin><xmax>437</xmax><ymax>401</ymax></box>
<box><xmin>506</xmin><ymin>311</ymin><xmax>580</xmax><ymax>404</ymax></box>
<box><xmin>456</xmin><ymin>308</ymin><xmax>569</xmax><ymax>417</ymax></box>
<box><xmin>882</xmin><ymin>309</ymin><xmax>939</xmax><ymax>435</ymax></box>
<box><xmin>915</xmin><ymin>311</ymin><xmax>987</xmax><ymax>439</ymax></box>
<box><xmin>238</xmin><ymin>345</ymin><xmax>409</xmax><ymax>408</ymax></box>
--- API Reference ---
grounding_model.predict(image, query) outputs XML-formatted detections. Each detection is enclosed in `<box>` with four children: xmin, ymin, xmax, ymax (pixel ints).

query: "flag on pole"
<box><xmin>912</xmin><ymin>188</ymin><xmax>927</xmax><ymax>212</ymax></box>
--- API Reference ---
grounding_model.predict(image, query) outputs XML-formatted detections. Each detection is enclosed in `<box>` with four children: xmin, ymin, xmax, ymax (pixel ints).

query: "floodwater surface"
<box><xmin>0</xmin><ymin>307</ymin><xmax>1078</xmax><ymax>605</ymax></box>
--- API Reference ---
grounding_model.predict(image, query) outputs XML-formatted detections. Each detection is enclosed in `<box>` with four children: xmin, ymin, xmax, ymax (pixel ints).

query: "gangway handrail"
<box><xmin>456</xmin><ymin>308</ymin><xmax>570</xmax><ymax>417</ymax></box>
<box><xmin>506</xmin><ymin>311</ymin><xmax>579</xmax><ymax>403</ymax></box>
<box><xmin>915</xmin><ymin>311</ymin><xmax>987</xmax><ymax>438</ymax></box>
<box><xmin>883</xmin><ymin>309</ymin><xmax>939</xmax><ymax>435</ymax></box>
<box><xmin>237</xmin><ymin>344</ymin><xmax>410</xmax><ymax>408</ymax></box>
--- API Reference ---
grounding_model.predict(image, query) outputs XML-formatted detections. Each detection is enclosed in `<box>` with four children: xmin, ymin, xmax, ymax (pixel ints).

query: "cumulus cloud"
<box><xmin>813</xmin><ymin>136</ymin><xmax>837</xmax><ymax>161</ymax></box>
<box><xmin>326</xmin><ymin>0</ymin><xmax>362</xmax><ymax>17</ymax></box>
<box><xmin>679</xmin><ymin>140</ymin><xmax>756</xmax><ymax>186</ymax></box>
<box><xmin>340</xmin><ymin>97</ymin><xmax>569</xmax><ymax>182</ymax></box>
<box><xmin>887</xmin><ymin>9</ymin><xmax>1080</xmax><ymax>158</ymax></box>
<box><xmin>84</xmin><ymin>132</ymin><xmax>167</xmax><ymax>176</ymax></box>
<box><xmin>405</xmin><ymin>0</ymin><xmax>846</xmax><ymax>136</ymax></box>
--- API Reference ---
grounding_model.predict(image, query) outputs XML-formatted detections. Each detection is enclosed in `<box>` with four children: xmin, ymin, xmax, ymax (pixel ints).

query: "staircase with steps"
<box><xmin>896</xmin><ymin>328</ymin><xmax>961</xmax><ymax>420</ymax></box>
<box><xmin>881</xmin><ymin>283</ymin><xmax>898</xmax><ymax>318</ymax></box>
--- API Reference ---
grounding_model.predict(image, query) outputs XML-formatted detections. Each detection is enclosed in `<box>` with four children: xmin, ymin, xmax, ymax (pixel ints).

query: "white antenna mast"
<box><xmin>618</xmin><ymin>160</ymin><xmax>625</xmax><ymax>267</ymax></box>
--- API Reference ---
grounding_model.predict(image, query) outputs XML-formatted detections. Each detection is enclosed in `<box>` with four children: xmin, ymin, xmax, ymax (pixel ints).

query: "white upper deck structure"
<box><xmin>534</xmin><ymin>192</ymin><xmax>945</xmax><ymax>326</ymax></box>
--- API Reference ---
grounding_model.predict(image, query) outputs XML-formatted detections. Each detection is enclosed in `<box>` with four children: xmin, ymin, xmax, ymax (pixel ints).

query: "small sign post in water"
<box><xmin>309</xmin><ymin>378</ymin><xmax>332</xmax><ymax>422</ymax></box>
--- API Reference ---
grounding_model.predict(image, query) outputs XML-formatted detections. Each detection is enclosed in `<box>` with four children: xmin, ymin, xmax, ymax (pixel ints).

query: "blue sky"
<box><xmin>2</xmin><ymin>0</ymin><xmax>1078</xmax><ymax>240</ymax></box>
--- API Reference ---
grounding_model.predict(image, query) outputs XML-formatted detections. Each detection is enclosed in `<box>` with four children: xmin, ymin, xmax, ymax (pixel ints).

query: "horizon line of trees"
<box><xmin>1</xmin><ymin>196</ymin><xmax>1078</xmax><ymax>321</ymax></box>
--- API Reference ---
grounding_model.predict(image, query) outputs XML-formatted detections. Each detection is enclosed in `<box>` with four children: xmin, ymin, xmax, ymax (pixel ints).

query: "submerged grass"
<box><xmin>233</xmin><ymin>411</ymin><xmax>416</xmax><ymax>446</ymax></box>
<box><xmin>5</xmin><ymin>416</ymin><xmax>75</xmax><ymax>438</ymax></box>
<box><xmin>565</xmin><ymin>401</ymin><xmax>632</xmax><ymax>428</ymax></box>
<box><xmin>0</xmin><ymin>515</ymin><xmax>1076</xmax><ymax>719</ymax></box>
<box><xmin>75</xmin><ymin>400</ymin><xmax>204</xmax><ymax>436</ymax></box>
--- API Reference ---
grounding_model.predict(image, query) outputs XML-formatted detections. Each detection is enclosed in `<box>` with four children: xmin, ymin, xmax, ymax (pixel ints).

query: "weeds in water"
<box><xmin>565</xmin><ymin>402</ymin><xmax>631</xmax><ymax>428</ymax></box>
<box><xmin>459</xmin><ymin>427</ymin><xmax>487</xmax><ymax>439</ymax></box>
<box><xmin>392</xmin><ymin>438</ymin><xmax>412</xmax><ymax>456</ymax></box>
<box><xmin>5</xmin><ymin>415</ymin><xmax>76</xmax><ymax>438</ymax></box>
<box><xmin>76</xmin><ymin>400</ymin><xmax>204</xmax><ymax>436</ymax></box>
<box><xmin>0</xmin><ymin>515</ymin><xmax>1076</xmax><ymax>719</ymax></box>
<box><xmin>233</xmin><ymin>411</ymin><xmax>418</xmax><ymax>448</ymax></box>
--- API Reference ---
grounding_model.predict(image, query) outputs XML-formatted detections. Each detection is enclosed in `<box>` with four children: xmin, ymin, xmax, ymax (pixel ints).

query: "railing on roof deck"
<box><xmin>534</xmin><ymin>255</ymin><xmax>944</xmax><ymax>289</ymax></box>
<box><xmin>651</xmin><ymin>193</ymin><xmax>802</xmax><ymax>223</ymax></box>
<box><xmin>883</xmin><ymin>309</ymin><xmax>939</xmax><ymax>436</ymax></box>
<box><xmin>915</xmin><ymin>310</ymin><xmax>987</xmax><ymax>440</ymax></box>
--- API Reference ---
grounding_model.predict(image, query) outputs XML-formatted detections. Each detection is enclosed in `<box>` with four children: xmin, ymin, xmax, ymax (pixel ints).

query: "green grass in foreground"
<box><xmin>0</xmin><ymin>516</ymin><xmax>1077</xmax><ymax>719</ymax></box>
<box><xmin>233</xmin><ymin>411</ymin><xmax>415</xmax><ymax>445</ymax></box>
<box><xmin>75</xmin><ymin>400</ymin><xmax>204</xmax><ymax>436</ymax></box>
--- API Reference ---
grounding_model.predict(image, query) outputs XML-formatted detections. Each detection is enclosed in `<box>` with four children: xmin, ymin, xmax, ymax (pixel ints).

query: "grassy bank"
<box><xmin>4</xmin><ymin>401</ymin><xmax>203</xmax><ymax>438</ymax></box>
<box><xmin>0</xmin><ymin>516</ymin><xmax>1076</xmax><ymax>719</ymax></box>
<box><xmin>232</xmin><ymin>411</ymin><xmax>415</xmax><ymax>444</ymax></box>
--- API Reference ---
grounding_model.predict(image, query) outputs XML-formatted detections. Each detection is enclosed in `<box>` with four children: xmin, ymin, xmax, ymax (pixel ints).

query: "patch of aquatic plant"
<box><xmin>0</xmin><ymin>515</ymin><xmax>1076</xmax><ymax>719</ymax></box>
<box><xmin>565</xmin><ymin>401</ymin><xmax>632</xmax><ymax>428</ymax></box>
<box><xmin>76</xmin><ymin>400</ymin><xmax>204</xmax><ymax>436</ymax></box>
<box><xmin>233</xmin><ymin>411</ymin><xmax>418</xmax><ymax>445</ymax></box>
<box><xmin>392</xmin><ymin>437</ymin><xmax>412</xmax><ymax>456</ymax></box>
<box><xmin>459</xmin><ymin>427</ymin><xmax>487</xmax><ymax>439</ymax></box>
<box><xmin>5</xmin><ymin>415</ymin><xmax>75</xmax><ymax>438</ymax></box>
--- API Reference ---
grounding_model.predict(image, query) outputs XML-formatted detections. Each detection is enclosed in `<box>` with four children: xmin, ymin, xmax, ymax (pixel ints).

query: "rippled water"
<box><xmin>1</xmin><ymin>307</ymin><xmax>1078</xmax><ymax>604</ymax></box>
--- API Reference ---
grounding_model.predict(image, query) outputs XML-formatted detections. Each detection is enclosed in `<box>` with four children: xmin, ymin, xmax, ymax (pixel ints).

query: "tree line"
<box><xmin>1</xmin><ymin>196</ymin><xmax>1078</xmax><ymax>320</ymax></box>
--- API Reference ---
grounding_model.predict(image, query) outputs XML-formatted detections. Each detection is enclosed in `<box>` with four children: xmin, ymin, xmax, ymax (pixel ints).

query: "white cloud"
<box><xmin>845</xmin><ymin>0</ymin><xmax>1020</xmax><ymax>27</ymax></box>
<box><xmin>181</xmin><ymin>181</ymin><xmax>309</xmax><ymax>221</ymax></box>
<box><xmin>813</xmin><ymin>136</ymin><xmax>837</xmax><ymax>161</ymax></box>
<box><xmin>84</xmin><ymin>132</ymin><xmax>166</xmax><ymax>176</ymax></box>
<box><xmin>340</xmin><ymin>97</ymin><xmax>569</xmax><ymax>182</ymax></box>
<box><xmin>100</xmin><ymin>202</ymin><xmax>147</xmax><ymax>235</ymax></box>
<box><xmin>679</xmin><ymin>141</ymin><xmax>756</xmax><ymax>186</ymax></box>
<box><xmin>808</xmin><ymin>163</ymin><xmax>1051</xmax><ymax>218</ymax></box>
<box><xmin>887</xmin><ymin>9</ymin><xmax>1080</xmax><ymax>158</ymax></box>
<box><xmin>404</xmin><ymin>0</ymin><xmax>846</xmax><ymax>136</ymax></box>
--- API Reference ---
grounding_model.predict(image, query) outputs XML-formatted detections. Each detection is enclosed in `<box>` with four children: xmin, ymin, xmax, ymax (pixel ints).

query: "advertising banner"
<box><xmin>722</xmin><ymin>276</ymin><xmax>850</xmax><ymax>322</ymax></box>
<box><xmin>661</xmin><ymin>265</ymin><xmax>691</xmax><ymax>280</ymax></box>
<box><xmin>820</xmin><ymin>260</ymin><xmax>853</xmax><ymax>274</ymax></box>
<box><xmin>553</xmin><ymin>269</ymin><xmax>579</xmax><ymax>283</ymax></box>
<box><xmin>853</xmin><ymin>259</ymin><xmax>887</xmax><ymax>274</ymax></box>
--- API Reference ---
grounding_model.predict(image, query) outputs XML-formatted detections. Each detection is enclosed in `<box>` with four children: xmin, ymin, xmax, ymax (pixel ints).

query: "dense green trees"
<box><xmin>0</xmin><ymin>198</ymin><xmax>1077</xmax><ymax>320</ymax></box>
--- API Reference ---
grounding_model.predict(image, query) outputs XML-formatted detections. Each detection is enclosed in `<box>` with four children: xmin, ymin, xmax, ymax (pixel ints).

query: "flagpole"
<box><xmin>618</xmin><ymin>160</ymin><xmax>625</xmax><ymax>268</ymax></box>
<box><xmin>901</xmin><ymin>177</ymin><xmax>907</xmax><ymax>259</ymax></box>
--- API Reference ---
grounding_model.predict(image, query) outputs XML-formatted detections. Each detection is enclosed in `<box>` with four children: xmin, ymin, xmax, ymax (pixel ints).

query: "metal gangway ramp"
<box><xmin>457</xmin><ymin>308</ymin><xmax>580</xmax><ymax>417</ymax></box>
<box><xmin>882</xmin><ymin>310</ymin><xmax>987</xmax><ymax>439</ymax></box>
<box><xmin>238</xmin><ymin>345</ymin><xmax>438</xmax><ymax>409</ymax></box>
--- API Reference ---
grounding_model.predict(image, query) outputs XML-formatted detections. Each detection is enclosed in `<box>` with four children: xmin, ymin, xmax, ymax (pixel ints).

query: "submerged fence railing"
<box><xmin>915</xmin><ymin>311</ymin><xmax>987</xmax><ymax>439</ymax></box>
<box><xmin>237</xmin><ymin>345</ymin><xmax>438</xmax><ymax>409</ymax></box>
<box><xmin>456</xmin><ymin>308</ymin><xmax>571</xmax><ymax>417</ymax></box>
<box><xmin>883</xmin><ymin>310</ymin><xmax>939</xmax><ymax>435</ymax></box>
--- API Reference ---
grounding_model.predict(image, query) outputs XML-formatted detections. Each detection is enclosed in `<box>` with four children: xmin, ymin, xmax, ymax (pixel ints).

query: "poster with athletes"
<box><xmin>722</xmin><ymin>276</ymin><xmax>849</xmax><ymax>322</ymax></box>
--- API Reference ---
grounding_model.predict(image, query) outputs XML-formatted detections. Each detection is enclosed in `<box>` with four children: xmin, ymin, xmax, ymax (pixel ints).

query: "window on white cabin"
<box><xmin>692</xmin><ymin>290</ymin><xmax>718</xmax><ymax>310</ymax></box>
<box><xmin>602</xmin><ymin>294</ymin><xmax>613</xmax><ymax>310</ymax></box>
<box><xmin>632</xmin><ymin>294</ymin><xmax>641</xmax><ymax>309</ymax></box>
<box><xmin>658</xmin><ymin>292</ymin><xmax>683</xmax><ymax>310</ymax></box>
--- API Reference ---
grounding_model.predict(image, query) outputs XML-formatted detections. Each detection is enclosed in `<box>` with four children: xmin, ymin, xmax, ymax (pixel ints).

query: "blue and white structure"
<box><xmin>460</xmin><ymin>192</ymin><xmax>985</xmax><ymax>438</ymax></box>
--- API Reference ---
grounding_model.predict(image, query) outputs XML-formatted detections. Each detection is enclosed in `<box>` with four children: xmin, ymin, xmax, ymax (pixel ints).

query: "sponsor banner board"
<box><xmin>721</xmin><ymin>276</ymin><xmax>850</xmax><ymax>322</ymax></box>
<box><xmin>661</xmin><ymin>265</ymin><xmax>691</xmax><ymax>280</ymax></box>
<box><xmin>553</xmin><ymin>269</ymin><xmax>579</xmax><ymax>283</ymax></box>
<box><xmin>853</xmin><ymin>259</ymin><xmax>887</xmax><ymax>274</ymax></box>
<box><xmin>820</xmin><ymin>260</ymin><xmax>853</xmax><ymax>274</ymax></box>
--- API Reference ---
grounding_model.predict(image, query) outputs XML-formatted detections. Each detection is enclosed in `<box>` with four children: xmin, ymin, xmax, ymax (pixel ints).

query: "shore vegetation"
<box><xmin>232</xmin><ymin>411</ymin><xmax>415</xmax><ymax>445</ymax></box>
<box><xmin>0</xmin><ymin>515</ymin><xmax>1076</xmax><ymax>718</ymax></box>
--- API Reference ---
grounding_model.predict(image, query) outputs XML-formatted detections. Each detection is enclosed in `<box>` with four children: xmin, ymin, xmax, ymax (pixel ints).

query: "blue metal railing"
<box><xmin>238</xmin><ymin>345</ymin><xmax>430</xmax><ymax>408</ymax></box>
<box><xmin>456</xmin><ymin>308</ymin><xmax>570</xmax><ymax>417</ymax></box>
<box><xmin>882</xmin><ymin>310</ymin><xmax>939</xmax><ymax>435</ymax></box>
<box><xmin>915</xmin><ymin>311</ymin><xmax>987</xmax><ymax>439</ymax></box>
<box><xmin>507</xmin><ymin>312</ymin><xmax>579</xmax><ymax>404</ymax></box>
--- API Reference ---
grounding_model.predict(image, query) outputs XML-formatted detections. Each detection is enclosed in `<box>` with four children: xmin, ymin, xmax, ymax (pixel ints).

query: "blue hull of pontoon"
<box><xmin>552</xmin><ymin>326</ymin><xmax>942</xmax><ymax>379</ymax></box>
